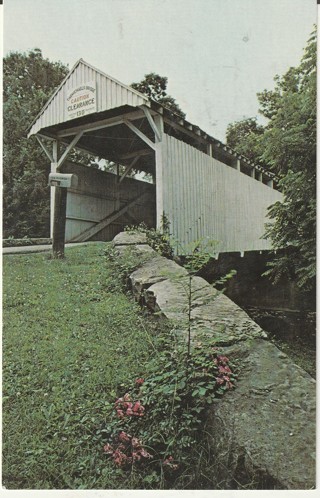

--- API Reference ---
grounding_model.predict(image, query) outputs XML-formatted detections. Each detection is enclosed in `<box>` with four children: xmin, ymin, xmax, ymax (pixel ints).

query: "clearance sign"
<box><xmin>66</xmin><ymin>81</ymin><xmax>97</xmax><ymax>120</ymax></box>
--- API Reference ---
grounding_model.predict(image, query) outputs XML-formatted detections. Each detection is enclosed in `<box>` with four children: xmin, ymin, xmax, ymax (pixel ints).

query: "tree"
<box><xmin>226</xmin><ymin>28</ymin><xmax>316</xmax><ymax>290</ymax></box>
<box><xmin>131</xmin><ymin>72</ymin><xmax>186</xmax><ymax>119</ymax></box>
<box><xmin>226</xmin><ymin>117</ymin><xmax>265</xmax><ymax>163</ymax></box>
<box><xmin>262</xmin><ymin>28</ymin><xmax>316</xmax><ymax>290</ymax></box>
<box><xmin>3</xmin><ymin>49</ymin><xmax>69</xmax><ymax>238</ymax></box>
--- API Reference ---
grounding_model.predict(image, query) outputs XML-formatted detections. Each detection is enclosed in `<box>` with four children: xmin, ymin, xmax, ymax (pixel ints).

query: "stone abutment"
<box><xmin>112</xmin><ymin>232</ymin><xmax>316</xmax><ymax>490</ymax></box>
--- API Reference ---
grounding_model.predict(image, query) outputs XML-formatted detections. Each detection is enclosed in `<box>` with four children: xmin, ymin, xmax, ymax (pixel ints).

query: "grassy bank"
<box><xmin>2</xmin><ymin>244</ymin><xmax>159</xmax><ymax>489</ymax></box>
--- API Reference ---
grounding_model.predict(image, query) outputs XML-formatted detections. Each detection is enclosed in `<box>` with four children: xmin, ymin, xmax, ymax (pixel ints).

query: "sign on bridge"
<box><xmin>65</xmin><ymin>81</ymin><xmax>96</xmax><ymax>120</ymax></box>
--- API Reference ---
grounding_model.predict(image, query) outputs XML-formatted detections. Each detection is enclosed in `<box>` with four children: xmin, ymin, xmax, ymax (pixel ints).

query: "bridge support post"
<box><xmin>154</xmin><ymin>113</ymin><xmax>165</xmax><ymax>230</ymax></box>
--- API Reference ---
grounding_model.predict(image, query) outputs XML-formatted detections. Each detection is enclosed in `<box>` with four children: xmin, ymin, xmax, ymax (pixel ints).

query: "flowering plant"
<box><xmin>102</xmin><ymin>340</ymin><xmax>236</xmax><ymax>485</ymax></box>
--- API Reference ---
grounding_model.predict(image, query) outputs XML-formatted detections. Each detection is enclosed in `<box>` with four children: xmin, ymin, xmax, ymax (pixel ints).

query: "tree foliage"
<box><xmin>3</xmin><ymin>49</ymin><xmax>69</xmax><ymax>238</ymax></box>
<box><xmin>226</xmin><ymin>28</ymin><xmax>316</xmax><ymax>290</ymax></box>
<box><xmin>262</xmin><ymin>28</ymin><xmax>316</xmax><ymax>290</ymax></box>
<box><xmin>226</xmin><ymin>117</ymin><xmax>265</xmax><ymax>163</ymax></box>
<box><xmin>131</xmin><ymin>73</ymin><xmax>186</xmax><ymax>119</ymax></box>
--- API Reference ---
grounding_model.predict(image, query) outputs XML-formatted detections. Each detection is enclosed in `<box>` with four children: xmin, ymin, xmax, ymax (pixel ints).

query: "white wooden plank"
<box><xmin>161</xmin><ymin>133</ymin><xmax>282</xmax><ymax>254</ymax></box>
<box><xmin>124</xmin><ymin>120</ymin><xmax>156</xmax><ymax>151</ymax></box>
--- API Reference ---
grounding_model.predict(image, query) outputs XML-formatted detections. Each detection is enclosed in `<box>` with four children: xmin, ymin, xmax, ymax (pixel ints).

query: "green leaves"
<box><xmin>226</xmin><ymin>117</ymin><xmax>265</xmax><ymax>164</ymax></box>
<box><xmin>3</xmin><ymin>49</ymin><xmax>68</xmax><ymax>238</ymax></box>
<box><xmin>101</xmin><ymin>325</ymin><xmax>236</xmax><ymax>488</ymax></box>
<box><xmin>131</xmin><ymin>73</ymin><xmax>186</xmax><ymax>119</ymax></box>
<box><xmin>226</xmin><ymin>28</ymin><xmax>316</xmax><ymax>292</ymax></box>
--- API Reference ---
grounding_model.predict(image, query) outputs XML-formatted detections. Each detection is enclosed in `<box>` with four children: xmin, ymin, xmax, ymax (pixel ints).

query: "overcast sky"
<box><xmin>3</xmin><ymin>0</ymin><xmax>316</xmax><ymax>141</ymax></box>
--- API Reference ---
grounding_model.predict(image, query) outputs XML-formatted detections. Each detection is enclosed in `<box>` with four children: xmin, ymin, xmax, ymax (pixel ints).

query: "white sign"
<box><xmin>65</xmin><ymin>81</ymin><xmax>96</xmax><ymax>120</ymax></box>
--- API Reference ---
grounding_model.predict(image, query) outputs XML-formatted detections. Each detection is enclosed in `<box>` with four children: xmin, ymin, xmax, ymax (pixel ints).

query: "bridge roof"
<box><xmin>28</xmin><ymin>58</ymin><xmax>275</xmax><ymax>182</ymax></box>
<box><xmin>27</xmin><ymin>59</ymin><xmax>149</xmax><ymax>138</ymax></box>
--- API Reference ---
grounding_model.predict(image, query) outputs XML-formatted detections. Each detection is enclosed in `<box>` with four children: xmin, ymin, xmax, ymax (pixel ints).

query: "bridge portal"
<box><xmin>28</xmin><ymin>59</ymin><xmax>282</xmax><ymax>254</ymax></box>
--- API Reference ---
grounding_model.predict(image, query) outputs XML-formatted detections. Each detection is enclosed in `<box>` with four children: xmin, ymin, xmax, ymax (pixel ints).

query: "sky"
<box><xmin>3</xmin><ymin>0</ymin><xmax>317</xmax><ymax>142</ymax></box>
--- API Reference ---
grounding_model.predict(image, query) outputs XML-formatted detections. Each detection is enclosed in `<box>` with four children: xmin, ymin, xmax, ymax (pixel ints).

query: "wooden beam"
<box><xmin>57</xmin><ymin>109</ymin><xmax>144</xmax><ymax>138</ymax></box>
<box><xmin>51</xmin><ymin>139</ymin><xmax>67</xmax><ymax>258</ymax></box>
<box><xmin>50</xmin><ymin>140</ymin><xmax>59</xmax><ymax>239</ymax></box>
<box><xmin>267</xmin><ymin>179</ymin><xmax>274</xmax><ymax>188</ymax></box>
<box><xmin>119</xmin><ymin>155</ymin><xmax>140</xmax><ymax>183</ymax></box>
<box><xmin>69</xmin><ymin>190</ymin><xmax>151</xmax><ymax>242</ymax></box>
<box><xmin>52</xmin><ymin>187</ymin><xmax>67</xmax><ymax>258</ymax></box>
<box><xmin>36</xmin><ymin>136</ymin><xmax>54</xmax><ymax>162</ymax></box>
<box><xmin>124</xmin><ymin>120</ymin><xmax>156</xmax><ymax>150</ymax></box>
<box><xmin>57</xmin><ymin>132</ymin><xmax>83</xmax><ymax>169</ymax></box>
<box><xmin>153</xmin><ymin>114</ymin><xmax>165</xmax><ymax>229</ymax></box>
<box><xmin>140</xmin><ymin>105</ymin><xmax>161</xmax><ymax>142</ymax></box>
<box><xmin>120</xmin><ymin>148</ymin><xmax>152</xmax><ymax>160</ymax></box>
<box><xmin>153</xmin><ymin>114</ymin><xmax>164</xmax><ymax>143</ymax></box>
<box><xmin>163</xmin><ymin>117</ymin><xmax>208</xmax><ymax>145</ymax></box>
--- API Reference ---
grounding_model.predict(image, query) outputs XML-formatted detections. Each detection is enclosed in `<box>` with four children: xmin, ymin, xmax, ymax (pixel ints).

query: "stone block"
<box><xmin>113</xmin><ymin>231</ymin><xmax>148</xmax><ymax>246</ymax></box>
<box><xmin>145</xmin><ymin>276</ymin><xmax>266</xmax><ymax>344</ymax></box>
<box><xmin>130</xmin><ymin>255</ymin><xmax>188</xmax><ymax>300</ymax></box>
<box><xmin>206</xmin><ymin>339</ymin><xmax>316</xmax><ymax>489</ymax></box>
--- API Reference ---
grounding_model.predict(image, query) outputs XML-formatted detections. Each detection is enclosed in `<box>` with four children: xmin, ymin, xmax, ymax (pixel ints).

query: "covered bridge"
<box><xmin>28</xmin><ymin>59</ymin><xmax>282</xmax><ymax>254</ymax></box>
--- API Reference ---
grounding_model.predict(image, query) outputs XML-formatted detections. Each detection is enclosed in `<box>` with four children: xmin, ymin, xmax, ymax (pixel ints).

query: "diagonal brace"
<box><xmin>140</xmin><ymin>105</ymin><xmax>161</xmax><ymax>142</ymax></box>
<box><xmin>124</xmin><ymin>120</ymin><xmax>156</xmax><ymax>151</ymax></box>
<box><xmin>69</xmin><ymin>190</ymin><xmax>151</xmax><ymax>242</ymax></box>
<box><xmin>36</xmin><ymin>135</ymin><xmax>54</xmax><ymax>162</ymax></box>
<box><xmin>57</xmin><ymin>132</ymin><xmax>83</xmax><ymax>169</ymax></box>
<box><xmin>119</xmin><ymin>155</ymin><xmax>141</xmax><ymax>183</ymax></box>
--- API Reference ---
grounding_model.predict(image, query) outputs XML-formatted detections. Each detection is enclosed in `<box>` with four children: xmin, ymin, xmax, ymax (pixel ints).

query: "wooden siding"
<box><xmin>161</xmin><ymin>134</ymin><xmax>282</xmax><ymax>253</ymax></box>
<box><xmin>61</xmin><ymin>163</ymin><xmax>155</xmax><ymax>242</ymax></box>
<box><xmin>28</xmin><ymin>60</ymin><xmax>148</xmax><ymax>137</ymax></box>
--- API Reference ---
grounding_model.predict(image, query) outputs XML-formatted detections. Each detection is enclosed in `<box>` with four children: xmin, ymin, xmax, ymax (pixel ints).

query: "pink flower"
<box><xmin>131</xmin><ymin>437</ymin><xmax>140</xmax><ymax>448</ymax></box>
<box><xmin>163</xmin><ymin>456</ymin><xmax>178</xmax><ymax>471</ymax></box>
<box><xmin>113</xmin><ymin>448</ymin><xmax>128</xmax><ymax>467</ymax></box>
<box><xmin>132</xmin><ymin>450</ymin><xmax>141</xmax><ymax>462</ymax></box>
<box><xmin>140</xmin><ymin>447</ymin><xmax>152</xmax><ymax>459</ymax></box>
<box><xmin>132</xmin><ymin>401</ymin><xmax>145</xmax><ymax>417</ymax></box>
<box><xmin>216</xmin><ymin>377</ymin><xmax>224</xmax><ymax>385</ymax></box>
<box><xmin>135</xmin><ymin>378</ymin><xmax>144</xmax><ymax>386</ymax></box>
<box><xmin>118</xmin><ymin>431</ymin><xmax>131</xmax><ymax>443</ymax></box>
<box><xmin>217</xmin><ymin>355</ymin><xmax>229</xmax><ymax>364</ymax></box>
<box><xmin>103</xmin><ymin>443</ymin><xmax>113</xmax><ymax>454</ymax></box>
<box><xmin>218</xmin><ymin>365</ymin><xmax>231</xmax><ymax>374</ymax></box>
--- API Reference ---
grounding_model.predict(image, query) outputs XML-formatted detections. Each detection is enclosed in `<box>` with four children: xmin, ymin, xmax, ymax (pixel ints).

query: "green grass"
<box><xmin>2</xmin><ymin>244</ymin><xmax>159</xmax><ymax>489</ymax></box>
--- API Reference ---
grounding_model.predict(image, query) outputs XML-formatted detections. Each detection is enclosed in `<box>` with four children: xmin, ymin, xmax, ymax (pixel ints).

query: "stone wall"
<box><xmin>113</xmin><ymin>231</ymin><xmax>316</xmax><ymax>490</ymax></box>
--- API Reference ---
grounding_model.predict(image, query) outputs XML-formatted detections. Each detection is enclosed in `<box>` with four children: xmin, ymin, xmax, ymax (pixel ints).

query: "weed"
<box><xmin>124</xmin><ymin>215</ymin><xmax>174</xmax><ymax>259</ymax></box>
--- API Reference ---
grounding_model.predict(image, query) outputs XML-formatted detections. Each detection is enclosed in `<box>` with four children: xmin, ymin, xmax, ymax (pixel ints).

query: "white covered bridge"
<box><xmin>28</xmin><ymin>59</ymin><xmax>282</xmax><ymax>255</ymax></box>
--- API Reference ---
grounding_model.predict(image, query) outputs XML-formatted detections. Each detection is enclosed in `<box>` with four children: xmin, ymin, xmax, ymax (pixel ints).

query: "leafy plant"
<box><xmin>101</xmin><ymin>328</ymin><xmax>237</xmax><ymax>486</ymax></box>
<box><xmin>101</xmin><ymin>233</ymin><xmax>237</xmax><ymax>488</ymax></box>
<box><xmin>103</xmin><ymin>242</ymin><xmax>153</xmax><ymax>293</ymax></box>
<box><xmin>124</xmin><ymin>215</ymin><xmax>174</xmax><ymax>259</ymax></box>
